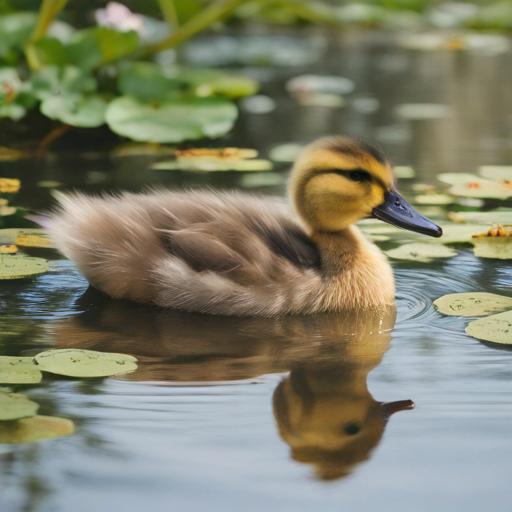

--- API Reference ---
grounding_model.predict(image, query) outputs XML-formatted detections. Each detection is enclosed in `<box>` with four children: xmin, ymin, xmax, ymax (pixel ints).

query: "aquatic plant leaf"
<box><xmin>393</xmin><ymin>166</ymin><xmax>416</xmax><ymax>179</ymax></box>
<box><xmin>240</xmin><ymin>172</ymin><xmax>285</xmax><ymax>188</ymax></box>
<box><xmin>106</xmin><ymin>96</ymin><xmax>238</xmax><ymax>143</ymax></box>
<box><xmin>268</xmin><ymin>143</ymin><xmax>304</xmax><ymax>163</ymax></box>
<box><xmin>478</xmin><ymin>166</ymin><xmax>512</xmax><ymax>182</ymax></box>
<box><xmin>0</xmin><ymin>245</ymin><xmax>17</xmax><ymax>254</ymax></box>
<box><xmin>385</xmin><ymin>243</ymin><xmax>457</xmax><ymax>262</ymax></box>
<box><xmin>466</xmin><ymin>310</ymin><xmax>512</xmax><ymax>345</ymax></box>
<box><xmin>67</xmin><ymin>27</ymin><xmax>139</xmax><ymax>69</ymax></box>
<box><xmin>437</xmin><ymin>173</ymin><xmax>512</xmax><ymax>199</ymax></box>
<box><xmin>0</xmin><ymin>229</ymin><xmax>47</xmax><ymax>245</ymax></box>
<box><xmin>473</xmin><ymin>237</ymin><xmax>512</xmax><ymax>259</ymax></box>
<box><xmin>0</xmin><ymin>255</ymin><xmax>50</xmax><ymax>280</ymax></box>
<box><xmin>34</xmin><ymin>349</ymin><xmax>138</xmax><ymax>378</ymax></box>
<box><xmin>0</xmin><ymin>415</ymin><xmax>74</xmax><ymax>443</ymax></box>
<box><xmin>437</xmin><ymin>223</ymin><xmax>492</xmax><ymax>244</ymax></box>
<box><xmin>448</xmin><ymin>210</ymin><xmax>512</xmax><ymax>224</ymax></box>
<box><xmin>434</xmin><ymin>293</ymin><xmax>512</xmax><ymax>317</ymax></box>
<box><xmin>30</xmin><ymin>65</ymin><xmax>97</xmax><ymax>100</ymax></box>
<box><xmin>0</xmin><ymin>392</ymin><xmax>38</xmax><ymax>421</ymax></box>
<box><xmin>0</xmin><ymin>357</ymin><xmax>42</xmax><ymax>384</ymax></box>
<box><xmin>152</xmin><ymin>158</ymin><xmax>272</xmax><ymax>172</ymax></box>
<box><xmin>15</xmin><ymin>231</ymin><xmax>54</xmax><ymax>249</ymax></box>
<box><xmin>395</xmin><ymin>103</ymin><xmax>453</xmax><ymax>120</ymax></box>
<box><xmin>414</xmin><ymin>193</ymin><xmax>454</xmax><ymax>205</ymax></box>
<box><xmin>40</xmin><ymin>93</ymin><xmax>107</xmax><ymax>128</ymax></box>
<box><xmin>0</xmin><ymin>12</ymin><xmax>37</xmax><ymax>57</ymax></box>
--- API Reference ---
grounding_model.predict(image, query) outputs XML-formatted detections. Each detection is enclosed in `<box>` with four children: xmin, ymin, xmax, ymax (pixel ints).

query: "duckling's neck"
<box><xmin>310</xmin><ymin>225</ymin><xmax>395</xmax><ymax>309</ymax></box>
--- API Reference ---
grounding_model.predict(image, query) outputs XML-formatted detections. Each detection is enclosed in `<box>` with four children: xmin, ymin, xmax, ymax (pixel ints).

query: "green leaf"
<box><xmin>473</xmin><ymin>236</ymin><xmax>512</xmax><ymax>260</ymax></box>
<box><xmin>0</xmin><ymin>356</ymin><xmax>42</xmax><ymax>384</ymax></box>
<box><xmin>0</xmin><ymin>415</ymin><xmax>74</xmax><ymax>443</ymax></box>
<box><xmin>34</xmin><ymin>37</ymin><xmax>69</xmax><ymax>66</ymax></box>
<box><xmin>34</xmin><ymin>349</ymin><xmax>138</xmax><ymax>378</ymax></box>
<box><xmin>414</xmin><ymin>193</ymin><xmax>454</xmax><ymax>205</ymax></box>
<box><xmin>106</xmin><ymin>95</ymin><xmax>238</xmax><ymax>143</ymax></box>
<box><xmin>152</xmin><ymin>158</ymin><xmax>272</xmax><ymax>172</ymax></box>
<box><xmin>0</xmin><ymin>392</ymin><xmax>39</xmax><ymax>421</ymax></box>
<box><xmin>68</xmin><ymin>27</ymin><xmax>139</xmax><ymax>70</ymax></box>
<box><xmin>30</xmin><ymin>65</ymin><xmax>97</xmax><ymax>100</ymax></box>
<box><xmin>434</xmin><ymin>292</ymin><xmax>512</xmax><ymax>317</ymax></box>
<box><xmin>0</xmin><ymin>12</ymin><xmax>37</xmax><ymax>58</ymax></box>
<box><xmin>0</xmin><ymin>255</ymin><xmax>50</xmax><ymax>280</ymax></box>
<box><xmin>117</xmin><ymin>62</ymin><xmax>179</xmax><ymax>102</ymax></box>
<box><xmin>384</xmin><ymin>242</ymin><xmax>457</xmax><ymax>262</ymax></box>
<box><xmin>478</xmin><ymin>166</ymin><xmax>512</xmax><ymax>182</ymax></box>
<box><xmin>466</xmin><ymin>310</ymin><xmax>512</xmax><ymax>345</ymax></box>
<box><xmin>40</xmin><ymin>93</ymin><xmax>107</xmax><ymax>127</ymax></box>
<box><xmin>437</xmin><ymin>173</ymin><xmax>512</xmax><ymax>199</ymax></box>
<box><xmin>437</xmin><ymin>223</ymin><xmax>493</xmax><ymax>244</ymax></box>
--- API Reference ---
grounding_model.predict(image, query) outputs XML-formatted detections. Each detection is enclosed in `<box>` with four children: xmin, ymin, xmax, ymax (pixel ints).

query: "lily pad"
<box><xmin>268</xmin><ymin>143</ymin><xmax>304</xmax><ymax>163</ymax></box>
<box><xmin>34</xmin><ymin>349</ymin><xmax>138</xmax><ymax>378</ymax></box>
<box><xmin>478</xmin><ymin>166</ymin><xmax>512</xmax><ymax>182</ymax></box>
<box><xmin>152</xmin><ymin>158</ymin><xmax>272</xmax><ymax>172</ymax></box>
<box><xmin>385</xmin><ymin>243</ymin><xmax>457</xmax><ymax>263</ymax></box>
<box><xmin>0</xmin><ymin>392</ymin><xmax>39</xmax><ymax>421</ymax></box>
<box><xmin>15</xmin><ymin>231</ymin><xmax>55</xmax><ymax>249</ymax></box>
<box><xmin>395</xmin><ymin>104</ymin><xmax>453</xmax><ymax>120</ymax></box>
<box><xmin>415</xmin><ymin>193</ymin><xmax>454</xmax><ymax>205</ymax></box>
<box><xmin>0</xmin><ymin>415</ymin><xmax>74</xmax><ymax>444</ymax></box>
<box><xmin>437</xmin><ymin>173</ymin><xmax>512</xmax><ymax>199</ymax></box>
<box><xmin>40</xmin><ymin>94</ymin><xmax>107</xmax><ymax>128</ymax></box>
<box><xmin>0</xmin><ymin>357</ymin><xmax>42</xmax><ymax>384</ymax></box>
<box><xmin>434</xmin><ymin>292</ymin><xmax>512</xmax><ymax>316</ymax></box>
<box><xmin>105</xmin><ymin>96</ymin><xmax>238</xmax><ymax>143</ymax></box>
<box><xmin>448</xmin><ymin>210</ymin><xmax>512</xmax><ymax>224</ymax></box>
<box><xmin>0</xmin><ymin>255</ymin><xmax>50</xmax><ymax>280</ymax></box>
<box><xmin>438</xmin><ymin>223</ymin><xmax>493</xmax><ymax>244</ymax></box>
<box><xmin>473</xmin><ymin>236</ymin><xmax>512</xmax><ymax>259</ymax></box>
<box><xmin>393</xmin><ymin>166</ymin><xmax>416</xmax><ymax>179</ymax></box>
<box><xmin>466</xmin><ymin>310</ymin><xmax>512</xmax><ymax>345</ymax></box>
<box><xmin>0</xmin><ymin>245</ymin><xmax>17</xmax><ymax>254</ymax></box>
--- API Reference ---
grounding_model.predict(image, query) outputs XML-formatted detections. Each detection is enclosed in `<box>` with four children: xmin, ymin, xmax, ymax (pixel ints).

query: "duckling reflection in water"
<box><xmin>51</xmin><ymin>294</ymin><xmax>413</xmax><ymax>480</ymax></box>
<box><xmin>50</xmin><ymin>136</ymin><xmax>441</xmax><ymax>316</ymax></box>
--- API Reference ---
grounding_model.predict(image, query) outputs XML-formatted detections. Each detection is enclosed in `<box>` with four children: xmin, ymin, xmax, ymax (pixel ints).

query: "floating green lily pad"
<box><xmin>41</xmin><ymin>94</ymin><xmax>107</xmax><ymax>128</ymax></box>
<box><xmin>105</xmin><ymin>96</ymin><xmax>238</xmax><ymax>143</ymax></box>
<box><xmin>434</xmin><ymin>292</ymin><xmax>512</xmax><ymax>317</ymax></box>
<box><xmin>0</xmin><ymin>415</ymin><xmax>74</xmax><ymax>444</ymax></box>
<box><xmin>0</xmin><ymin>392</ymin><xmax>39</xmax><ymax>421</ymax></box>
<box><xmin>0</xmin><ymin>229</ymin><xmax>47</xmax><ymax>245</ymax></box>
<box><xmin>152</xmin><ymin>158</ymin><xmax>272</xmax><ymax>172</ymax></box>
<box><xmin>438</xmin><ymin>223</ymin><xmax>493</xmax><ymax>244</ymax></box>
<box><xmin>437</xmin><ymin>173</ymin><xmax>512</xmax><ymax>199</ymax></box>
<box><xmin>448</xmin><ymin>210</ymin><xmax>512</xmax><ymax>224</ymax></box>
<box><xmin>415</xmin><ymin>193</ymin><xmax>454</xmax><ymax>205</ymax></box>
<box><xmin>466</xmin><ymin>310</ymin><xmax>512</xmax><ymax>345</ymax></box>
<box><xmin>393</xmin><ymin>166</ymin><xmax>416</xmax><ymax>179</ymax></box>
<box><xmin>473</xmin><ymin>236</ymin><xmax>512</xmax><ymax>259</ymax></box>
<box><xmin>385</xmin><ymin>243</ymin><xmax>457</xmax><ymax>262</ymax></box>
<box><xmin>0</xmin><ymin>356</ymin><xmax>42</xmax><ymax>384</ymax></box>
<box><xmin>478</xmin><ymin>166</ymin><xmax>512</xmax><ymax>182</ymax></box>
<box><xmin>15</xmin><ymin>231</ymin><xmax>55</xmax><ymax>249</ymax></box>
<box><xmin>34</xmin><ymin>349</ymin><xmax>138</xmax><ymax>378</ymax></box>
<box><xmin>0</xmin><ymin>255</ymin><xmax>50</xmax><ymax>280</ymax></box>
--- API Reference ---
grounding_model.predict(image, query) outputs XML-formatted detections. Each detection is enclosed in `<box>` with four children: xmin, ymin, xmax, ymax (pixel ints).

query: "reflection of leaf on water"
<box><xmin>0</xmin><ymin>415</ymin><xmax>74</xmax><ymax>444</ymax></box>
<box><xmin>434</xmin><ymin>292</ymin><xmax>512</xmax><ymax>317</ymax></box>
<box><xmin>0</xmin><ymin>390</ymin><xmax>39</xmax><ymax>421</ymax></box>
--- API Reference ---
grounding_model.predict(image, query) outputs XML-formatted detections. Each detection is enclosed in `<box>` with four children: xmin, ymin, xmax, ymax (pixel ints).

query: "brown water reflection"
<box><xmin>50</xmin><ymin>289</ymin><xmax>413</xmax><ymax>479</ymax></box>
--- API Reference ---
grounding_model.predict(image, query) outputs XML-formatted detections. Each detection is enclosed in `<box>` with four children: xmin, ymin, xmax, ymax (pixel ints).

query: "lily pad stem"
<box><xmin>25</xmin><ymin>0</ymin><xmax>69</xmax><ymax>71</ymax></box>
<box><xmin>157</xmin><ymin>0</ymin><xmax>180</xmax><ymax>31</ymax></box>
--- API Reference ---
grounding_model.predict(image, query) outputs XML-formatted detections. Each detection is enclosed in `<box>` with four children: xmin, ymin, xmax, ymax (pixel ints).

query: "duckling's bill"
<box><xmin>372</xmin><ymin>190</ymin><xmax>442</xmax><ymax>238</ymax></box>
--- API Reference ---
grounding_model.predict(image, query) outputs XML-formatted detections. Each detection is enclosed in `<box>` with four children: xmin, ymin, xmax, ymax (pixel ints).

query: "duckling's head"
<box><xmin>289</xmin><ymin>136</ymin><xmax>442</xmax><ymax>236</ymax></box>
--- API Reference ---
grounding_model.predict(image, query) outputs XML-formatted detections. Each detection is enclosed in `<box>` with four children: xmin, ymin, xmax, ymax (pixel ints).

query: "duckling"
<box><xmin>50</xmin><ymin>136</ymin><xmax>441</xmax><ymax>316</ymax></box>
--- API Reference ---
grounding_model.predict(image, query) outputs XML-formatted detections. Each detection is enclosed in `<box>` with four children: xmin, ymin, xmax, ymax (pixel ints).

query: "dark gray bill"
<box><xmin>381</xmin><ymin>399</ymin><xmax>415</xmax><ymax>418</ymax></box>
<box><xmin>372</xmin><ymin>190</ymin><xmax>442</xmax><ymax>238</ymax></box>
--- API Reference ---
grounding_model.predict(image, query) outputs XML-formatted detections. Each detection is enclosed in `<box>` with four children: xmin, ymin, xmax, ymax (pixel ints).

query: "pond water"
<box><xmin>2</xmin><ymin>28</ymin><xmax>512</xmax><ymax>512</ymax></box>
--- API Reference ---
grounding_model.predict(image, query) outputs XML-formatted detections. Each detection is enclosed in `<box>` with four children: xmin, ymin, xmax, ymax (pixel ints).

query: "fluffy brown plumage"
<box><xmin>50</xmin><ymin>136</ymin><xmax>439</xmax><ymax>316</ymax></box>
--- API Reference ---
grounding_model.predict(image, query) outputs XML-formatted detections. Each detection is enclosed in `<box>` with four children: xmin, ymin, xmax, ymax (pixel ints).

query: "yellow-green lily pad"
<box><xmin>466</xmin><ymin>310</ymin><xmax>512</xmax><ymax>345</ymax></box>
<box><xmin>438</xmin><ymin>223</ymin><xmax>493</xmax><ymax>244</ymax></box>
<box><xmin>393</xmin><ymin>166</ymin><xmax>416</xmax><ymax>179</ymax></box>
<box><xmin>34</xmin><ymin>349</ymin><xmax>138</xmax><ymax>378</ymax></box>
<box><xmin>437</xmin><ymin>173</ymin><xmax>512</xmax><ymax>199</ymax></box>
<box><xmin>448</xmin><ymin>210</ymin><xmax>512</xmax><ymax>224</ymax></box>
<box><xmin>415</xmin><ymin>193</ymin><xmax>454</xmax><ymax>205</ymax></box>
<box><xmin>478</xmin><ymin>166</ymin><xmax>512</xmax><ymax>182</ymax></box>
<box><xmin>434</xmin><ymin>292</ymin><xmax>512</xmax><ymax>317</ymax></box>
<box><xmin>0</xmin><ymin>356</ymin><xmax>42</xmax><ymax>384</ymax></box>
<box><xmin>15</xmin><ymin>231</ymin><xmax>55</xmax><ymax>249</ymax></box>
<box><xmin>385</xmin><ymin>243</ymin><xmax>457</xmax><ymax>262</ymax></box>
<box><xmin>0</xmin><ymin>415</ymin><xmax>74</xmax><ymax>444</ymax></box>
<box><xmin>0</xmin><ymin>255</ymin><xmax>50</xmax><ymax>279</ymax></box>
<box><xmin>152</xmin><ymin>158</ymin><xmax>272</xmax><ymax>172</ymax></box>
<box><xmin>473</xmin><ymin>236</ymin><xmax>512</xmax><ymax>259</ymax></box>
<box><xmin>0</xmin><ymin>392</ymin><xmax>39</xmax><ymax>421</ymax></box>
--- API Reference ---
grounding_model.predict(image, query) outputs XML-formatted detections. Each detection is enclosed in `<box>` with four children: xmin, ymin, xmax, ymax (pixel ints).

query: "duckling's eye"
<box><xmin>348</xmin><ymin>170</ymin><xmax>372</xmax><ymax>182</ymax></box>
<box><xmin>343</xmin><ymin>422</ymin><xmax>361</xmax><ymax>436</ymax></box>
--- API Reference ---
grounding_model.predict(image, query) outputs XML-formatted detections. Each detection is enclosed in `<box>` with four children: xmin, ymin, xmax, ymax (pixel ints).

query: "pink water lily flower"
<box><xmin>95</xmin><ymin>2</ymin><xmax>144</xmax><ymax>34</ymax></box>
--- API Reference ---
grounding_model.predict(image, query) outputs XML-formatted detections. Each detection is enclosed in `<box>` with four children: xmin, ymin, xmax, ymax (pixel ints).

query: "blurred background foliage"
<box><xmin>0</xmin><ymin>0</ymin><xmax>511</xmax><ymax>144</ymax></box>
